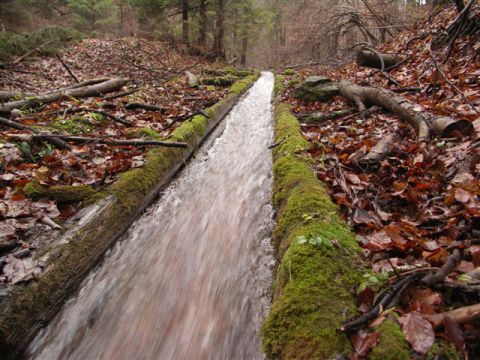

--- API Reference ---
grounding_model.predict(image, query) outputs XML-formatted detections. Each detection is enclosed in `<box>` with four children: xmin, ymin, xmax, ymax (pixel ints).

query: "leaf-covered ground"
<box><xmin>0</xmin><ymin>37</ymin><xmax>239</xmax><ymax>288</ymax></box>
<box><xmin>279</xmin><ymin>4</ymin><xmax>480</xmax><ymax>359</ymax></box>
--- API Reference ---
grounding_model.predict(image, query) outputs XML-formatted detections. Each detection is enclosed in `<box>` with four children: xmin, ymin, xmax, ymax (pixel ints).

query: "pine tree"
<box><xmin>67</xmin><ymin>0</ymin><xmax>115</xmax><ymax>32</ymax></box>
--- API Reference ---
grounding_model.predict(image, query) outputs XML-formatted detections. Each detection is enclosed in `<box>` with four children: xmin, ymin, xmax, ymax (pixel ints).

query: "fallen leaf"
<box><xmin>399</xmin><ymin>312</ymin><xmax>434</xmax><ymax>354</ymax></box>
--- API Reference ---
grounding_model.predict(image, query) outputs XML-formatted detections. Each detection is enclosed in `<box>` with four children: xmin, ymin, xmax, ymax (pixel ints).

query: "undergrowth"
<box><xmin>0</xmin><ymin>27</ymin><xmax>82</xmax><ymax>62</ymax></box>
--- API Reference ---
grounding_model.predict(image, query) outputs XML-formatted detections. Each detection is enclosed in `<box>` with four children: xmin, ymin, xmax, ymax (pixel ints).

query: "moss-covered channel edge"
<box><xmin>262</xmin><ymin>75</ymin><xmax>410</xmax><ymax>360</ymax></box>
<box><xmin>0</xmin><ymin>73</ymin><xmax>260</xmax><ymax>359</ymax></box>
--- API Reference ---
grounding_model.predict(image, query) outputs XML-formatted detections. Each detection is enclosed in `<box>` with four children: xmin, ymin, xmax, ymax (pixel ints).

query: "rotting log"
<box><xmin>0</xmin><ymin>73</ymin><xmax>260</xmax><ymax>359</ymax></box>
<box><xmin>356</xmin><ymin>50</ymin><xmax>402</xmax><ymax>69</ymax></box>
<box><xmin>0</xmin><ymin>78</ymin><xmax>128</xmax><ymax>114</ymax></box>
<box><xmin>24</xmin><ymin>182</ymin><xmax>97</xmax><ymax>203</ymax></box>
<box><xmin>338</xmin><ymin>81</ymin><xmax>473</xmax><ymax>141</ymax></box>
<box><xmin>0</xmin><ymin>91</ymin><xmax>33</xmax><ymax>102</ymax></box>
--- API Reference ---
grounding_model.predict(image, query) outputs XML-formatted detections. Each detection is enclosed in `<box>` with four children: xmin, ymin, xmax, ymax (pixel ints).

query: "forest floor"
<box><xmin>0</xmin><ymin>37</ymin><xmax>247</xmax><ymax>289</ymax></box>
<box><xmin>278</xmin><ymin>4</ymin><xmax>480</xmax><ymax>358</ymax></box>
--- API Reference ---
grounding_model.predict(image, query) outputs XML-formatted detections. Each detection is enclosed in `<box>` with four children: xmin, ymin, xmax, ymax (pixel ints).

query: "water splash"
<box><xmin>28</xmin><ymin>72</ymin><xmax>276</xmax><ymax>360</ymax></box>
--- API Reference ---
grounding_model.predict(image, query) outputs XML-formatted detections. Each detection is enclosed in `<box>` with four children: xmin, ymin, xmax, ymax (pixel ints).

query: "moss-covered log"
<box><xmin>0</xmin><ymin>73</ymin><xmax>260</xmax><ymax>359</ymax></box>
<box><xmin>24</xmin><ymin>181</ymin><xmax>97</xmax><ymax>203</ymax></box>
<box><xmin>262</xmin><ymin>76</ymin><xmax>410</xmax><ymax>359</ymax></box>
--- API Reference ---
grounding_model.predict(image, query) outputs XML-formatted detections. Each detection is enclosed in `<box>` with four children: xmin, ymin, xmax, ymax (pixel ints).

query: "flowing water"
<box><xmin>27</xmin><ymin>72</ymin><xmax>276</xmax><ymax>360</ymax></box>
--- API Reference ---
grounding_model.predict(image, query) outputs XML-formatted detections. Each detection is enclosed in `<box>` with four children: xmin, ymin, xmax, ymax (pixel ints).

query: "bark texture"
<box><xmin>0</xmin><ymin>78</ymin><xmax>127</xmax><ymax>113</ymax></box>
<box><xmin>356</xmin><ymin>50</ymin><xmax>402</xmax><ymax>69</ymax></box>
<box><xmin>338</xmin><ymin>81</ymin><xmax>473</xmax><ymax>141</ymax></box>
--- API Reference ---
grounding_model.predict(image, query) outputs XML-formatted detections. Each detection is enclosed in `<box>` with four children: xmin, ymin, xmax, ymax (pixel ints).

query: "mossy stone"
<box><xmin>292</xmin><ymin>76</ymin><xmax>339</xmax><ymax>102</ymax></box>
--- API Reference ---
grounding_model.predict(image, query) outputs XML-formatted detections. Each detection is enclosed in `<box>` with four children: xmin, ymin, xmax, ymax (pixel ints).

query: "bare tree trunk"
<box><xmin>241</xmin><ymin>32</ymin><xmax>248</xmax><ymax>66</ymax></box>
<box><xmin>212</xmin><ymin>0</ymin><xmax>225</xmax><ymax>60</ymax></box>
<box><xmin>198</xmin><ymin>0</ymin><xmax>207</xmax><ymax>46</ymax></box>
<box><xmin>182</xmin><ymin>0</ymin><xmax>189</xmax><ymax>46</ymax></box>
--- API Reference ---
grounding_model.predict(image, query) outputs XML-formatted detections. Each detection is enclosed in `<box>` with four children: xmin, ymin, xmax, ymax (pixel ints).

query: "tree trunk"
<box><xmin>212</xmin><ymin>0</ymin><xmax>225</xmax><ymax>60</ymax></box>
<box><xmin>182</xmin><ymin>0</ymin><xmax>189</xmax><ymax>46</ymax></box>
<box><xmin>241</xmin><ymin>32</ymin><xmax>248</xmax><ymax>66</ymax></box>
<box><xmin>338</xmin><ymin>81</ymin><xmax>473</xmax><ymax>141</ymax></box>
<box><xmin>198</xmin><ymin>0</ymin><xmax>207</xmax><ymax>46</ymax></box>
<box><xmin>356</xmin><ymin>50</ymin><xmax>402</xmax><ymax>70</ymax></box>
<box><xmin>0</xmin><ymin>78</ymin><xmax>127</xmax><ymax>113</ymax></box>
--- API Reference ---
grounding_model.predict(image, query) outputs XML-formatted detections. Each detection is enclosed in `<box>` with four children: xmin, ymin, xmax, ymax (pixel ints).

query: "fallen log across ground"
<box><xmin>0</xmin><ymin>78</ymin><xmax>127</xmax><ymax>114</ymax></box>
<box><xmin>0</xmin><ymin>117</ymin><xmax>71</xmax><ymax>150</ymax></box>
<box><xmin>338</xmin><ymin>81</ymin><xmax>473</xmax><ymax>141</ymax></box>
<box><xmin>6</xmin><ymin>133</ymin><xmax>188</xmax><ymax>148</ymax></box>
<box><xmin>356</xmin><ymin>50</ymin><xmax>403</xmax><ymax>70</ymax></box>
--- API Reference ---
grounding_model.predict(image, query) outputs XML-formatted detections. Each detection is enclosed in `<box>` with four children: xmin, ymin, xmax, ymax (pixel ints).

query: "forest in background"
<box><xmin>1</xmin><ymin>0</ymin><xmax>444</xmax><ymax>67</ymax></box>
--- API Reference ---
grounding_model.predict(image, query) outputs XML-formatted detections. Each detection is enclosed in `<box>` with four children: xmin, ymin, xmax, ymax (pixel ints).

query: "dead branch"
<box><xmin>426</xmin><ymin>303</ymin><xmax>480</xmax><ymax>329</ymax></box>
<box><xmin>66</xmin><ymin>107</ymin><xmax>132</xmax><ymax>127</ymax></box>
<box><xmin>103</xmin><ymin>88</ymin><xmax>141</xmax><ymax>100</ymax></box>
<box><xmin>125</xmin><ymin>103</ymin><xmax>164</xmax><ymax>112</ymax></box>
<box><xmin>341</xmin><ymin>272</ymin><xmax>424</xmax><ymax>333</ymax></box>
<box><xmin>421</xmin><ymin>249</ymin><xmax>462</xmax><ymax>287</ymax></box>
<box><xmin>338</xmin><ymin>81</ymin><xmax>473</xmax><ymax>141</ymax></box>
<box><xmin>0</xmin><ymin>117</ymin><xmax>71</xmax><ymax>150</ymax></box>
<box><xmin>8</xmin><ymin>134</ymin><xmax>188</xmax><ymax>148</ymax></box>
<box><xmin>429</xmin><ymin>46</ymin><xmax>480</xmax><ymax>114</ymax></box>
<box><xmin>0</xmin><ymin>78</ymin><xmax>128</xmax><ymax>114</ymax></box>
<box><xmin>55</xmin><ymin>54</ymin><xmax>80</xmax><ymax>84</ymax></box>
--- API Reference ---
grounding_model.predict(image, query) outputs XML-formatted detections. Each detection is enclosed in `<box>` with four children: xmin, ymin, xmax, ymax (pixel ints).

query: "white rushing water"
<box><xmin>28</xmin><ymin>72</ymin><xmax>276</xmax><ymax>360</ymax></box>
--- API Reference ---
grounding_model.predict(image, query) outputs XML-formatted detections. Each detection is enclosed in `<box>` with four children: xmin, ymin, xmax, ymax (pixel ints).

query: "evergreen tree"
<box><xmin>68</xmin><ymin>0</ymin><xmax>115</xmax><ymax>32</ymax></box>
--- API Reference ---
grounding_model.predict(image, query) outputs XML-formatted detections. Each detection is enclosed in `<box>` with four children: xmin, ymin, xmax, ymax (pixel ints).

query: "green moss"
<box><xmin>0</xmin><ymin>71</ymin><xmax>261</xmax><ymax>359</ymax></box>
<box><xmin>369</xmin><ymin>319</ymin><xmax>410</xmax><ymax>360</ymax></box>
<box><xmin>229</xmin><ymin>74</ymin><xmax>259</xmax><ymax>94</ymax></box>
<box><xmin>426</xmin><ymin>342</ymin><xmax>462</xmax><ymax>360</ymax></box>
<box><xmin>235</xmin><ymin>70</ymin><xmax>253</xmax><ymax>77</ymax></box>
<box><xmin>24</xmin><ymin>181</ymin><xmax>97</xmax><ymax>203</ymax></box>
<box><xmin>274</xmin><ymin>75</ymin><xmax>285</xmax><ymax>96</ymax></box>
<box><xmin>284</xmin><ymin>68</ymin><xmax>296</xmax><ymax>76</ymax></box>
<box><xmin>262</xmin><ymin>98</ymin><xmax>362</xmax><ymax>359</ymax></box>
<box><xmin>128</xmin><ymin>127</ymin><xmax>162</xmax><ymax>140</ymax></box>
<box><xmin>50</xmin><ymin>115</ymin><xmax>95</xmax><ymax>135</ymax></box>
<box><xmin>200</xmin><ymin>75</ymin><xmax>238</xmax><ymax>87</ymax></box>
<box><xmin>0</xmin><ymin>27</ymin><xmax>82</xmax><ymax>62</ymax></box>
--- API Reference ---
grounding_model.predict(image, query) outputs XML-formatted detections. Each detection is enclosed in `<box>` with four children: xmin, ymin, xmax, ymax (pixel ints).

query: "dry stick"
<box><xmin>19</xmin><ymin>134</ymin><xmax>187</xmax><ymax>148</ymax></box>
<box><xmin>426</xmin><ymin>303</ymin><xmax>480</xmax><ymax>329</ymax></box>
<box><xmin>55</xmin><ymin>54</ymin><xmax>80</xmax><ymax>84</ymax></box>
<box><xmin>268</xmin><ymin>136</ymin><xmax>286</xmax><ymax>150</ymax></box>
<box><xmin>298</xmin><ymin>109</ymin><xmax>355</xmax><ymax>123</ymax></box>
<box><xmin>420</xmin><ymin>249</ymin><xmax>462</xmax><ymax>287</ymax></box>
<box><xmin>365</xmin><ymin>47</ymin><xmax>402</xmax><ymax>87</ymax></box>
<box><xmin>125</xmin><ymin>103</ymin><xmax>163</xmax><ymax>112</ymax></box>
<box><xmin>341</xmin><ymin>272</ymin><xmax>424</xmax><ymax>333</ymax></box>
<box><xmin>11</xmin><ymin>39</ymin><xmax>55</xmax><ymax>66</ymax></box>
<box><xmin>103</xmin><ymin>88</ymin><xmax>141</xmax><ymax>101</ymax></box>
<box><xmin>429</xmin><ymin>46</ymin><xmax>480</xmax><ymax>114</ymax></box>
<box><xmin>66</xmin><ymin>107</ymin><xmax>132</xmax><ymax>127</ymax></box>
<box><xmin>0</xmin><ymin>116</ymin><xmax>71</xmax><ymax>150</ymax></box>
